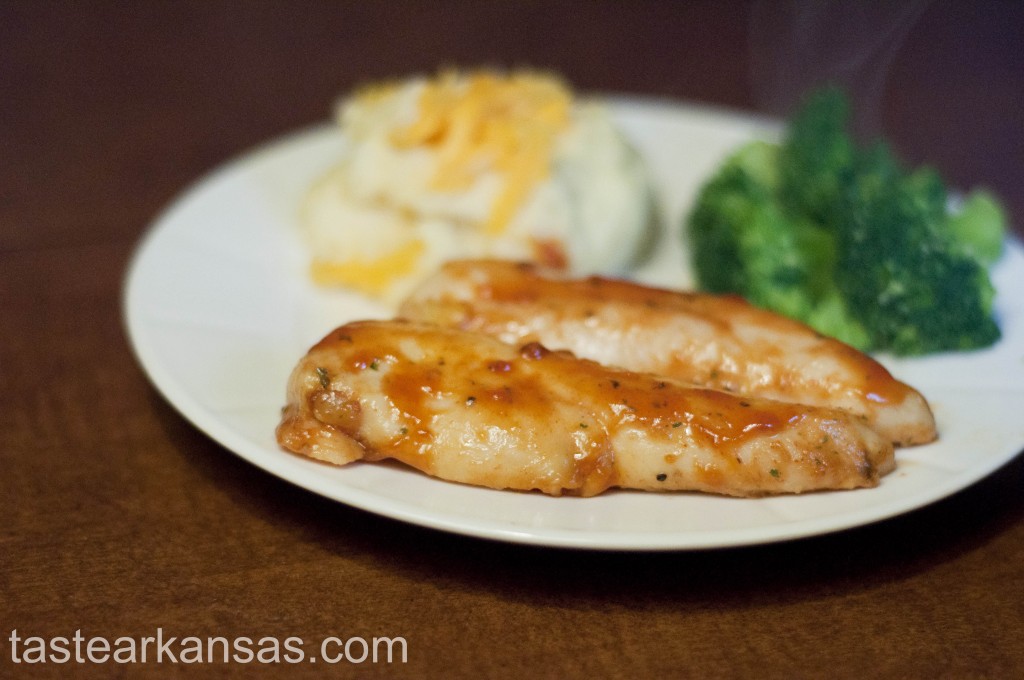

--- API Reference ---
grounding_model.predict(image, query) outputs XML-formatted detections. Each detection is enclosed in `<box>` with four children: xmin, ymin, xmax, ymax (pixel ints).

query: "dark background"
<box><xmin>2</xmin><ymin>2</ymin><xmax>1022</xmax><ymax>677</ymax></box>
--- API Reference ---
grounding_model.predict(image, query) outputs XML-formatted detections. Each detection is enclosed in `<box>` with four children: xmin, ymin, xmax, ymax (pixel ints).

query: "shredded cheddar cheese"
<box><xmin>310</xmin><ymin>239</ymin><xmax>426</xmax><ymax>295</ymax></box>
<box><xmin>300</xmin><ymin>67</ymin><xmax>651</xmax><ymax>303</ymax></box>
<box><xmin>387</xmin><ymin>70</ymin><xmax>572</xmax><ymax>234</ymax></box>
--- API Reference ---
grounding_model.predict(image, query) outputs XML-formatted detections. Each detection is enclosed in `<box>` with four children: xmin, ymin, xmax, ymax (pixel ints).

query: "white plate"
<box><xmin>124</xmin><ymin>97</ymin><xmax>1024</xmax><ymax>550</ymax></box>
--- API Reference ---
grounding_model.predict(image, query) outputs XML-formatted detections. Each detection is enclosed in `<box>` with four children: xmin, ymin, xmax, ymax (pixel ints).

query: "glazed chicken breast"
<box><xmin>399</xmin><ymin>260</ymin><xmax>937</xmax><ymax>446</ymax></box>
<box><xmin>277</xmin><ymin>319</ymin><xmax>894</xmax><ymax>497</ymax></box>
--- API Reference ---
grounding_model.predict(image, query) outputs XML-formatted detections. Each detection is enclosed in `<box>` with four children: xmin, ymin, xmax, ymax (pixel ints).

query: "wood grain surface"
<box><xmin>2</xmin><ymin>2</ymin><xmax>1022</xmax><ymax>677</ymax></box>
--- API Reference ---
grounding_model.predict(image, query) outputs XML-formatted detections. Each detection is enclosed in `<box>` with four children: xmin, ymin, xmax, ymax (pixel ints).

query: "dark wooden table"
<box><xmin>3</xmin><ymin>2</ymin><xmax>1023</xmax><ymax>677</ymax></box>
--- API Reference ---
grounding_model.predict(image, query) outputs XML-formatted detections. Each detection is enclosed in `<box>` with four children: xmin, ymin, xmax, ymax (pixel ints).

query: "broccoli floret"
<box><xmin>945</xmin><ymin>189</ymin><xmax>1007</xmax><ymax>266</ymax></box>
<box><xmin>688</xmin><ymin>141</ymin><xmax>780</xmax><ymax>294</ymax></box>
<box><xmin>688</xmin><ymin>139</ymin><xmax>870</xmax><ymax>349</ymax></box>
<box><xmin>835</xmin><ymin>147</ymin><xmax>1000</xmax><ymax>353</ymax></box>
<box><xmin>801</xmin><ymin>289</ymin><xmax>872</xmax><ymax>350</ymax></box>
<box><xmin>685</xmin><ymin>87</ymin><xmax>1005</xmax><ymax>356</ymax></box>
<box><xmin>778</xmin><ymin>86</ymin><xmax>854</xmax><ymax>226</ymax></box>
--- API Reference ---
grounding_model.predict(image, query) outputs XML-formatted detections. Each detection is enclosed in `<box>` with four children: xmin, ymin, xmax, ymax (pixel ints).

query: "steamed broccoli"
<box><xmin>687</xmin><ymin>139</ymin><xmax>870</xmax><ymax>348</ymax></box>
<box><xmin>945</xmin><ymin>190</ymin><xmax>1007</xmax><ymax>266</ymax></box>
<box><xmin>686</xmin><ymin>87</ymin><xmax>1005</xmax><ymax>355</ymax></box>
